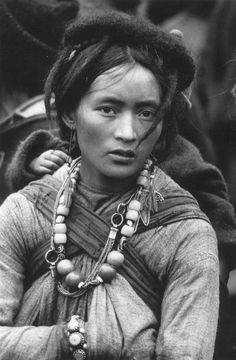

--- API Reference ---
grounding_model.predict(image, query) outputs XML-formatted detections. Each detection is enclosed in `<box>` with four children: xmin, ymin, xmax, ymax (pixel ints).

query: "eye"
<box><xmin>98</xmin><ymin>106</ymin><xmax>116</xmax><ymax>116</ymax></box>
<box><xmin>139</xmin><ymin>109</ymin><xmax>156</xmax><ymax>121</ymax></box>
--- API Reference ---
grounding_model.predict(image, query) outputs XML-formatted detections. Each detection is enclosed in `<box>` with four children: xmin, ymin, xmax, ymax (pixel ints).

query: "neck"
<box><xmin>79</xmin><ymin>167</ymin><xmax>138</xmax><ymax>194</ymax></box>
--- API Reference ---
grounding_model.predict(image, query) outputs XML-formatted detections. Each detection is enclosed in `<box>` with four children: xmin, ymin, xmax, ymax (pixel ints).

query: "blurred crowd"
<box><xmin>0</xmin><ymin>0</ymin><xmax>236</xmax><ymax>358</ymax></box>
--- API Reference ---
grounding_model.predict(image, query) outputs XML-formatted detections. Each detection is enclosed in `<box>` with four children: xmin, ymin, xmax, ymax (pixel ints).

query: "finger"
<box><xmin>40</xmin><ymin>159</ymin><xmax>61</xmax><ymax>170</ymax></box>
<box><xmin>45</xmin><ymin>150</ymin><xmax>69</xmax><ymax>166</ymax></box>
<box><xmin>52</xmin><ymin>150</ymin><xmax>69</xmax><ymax>162</ymax></box>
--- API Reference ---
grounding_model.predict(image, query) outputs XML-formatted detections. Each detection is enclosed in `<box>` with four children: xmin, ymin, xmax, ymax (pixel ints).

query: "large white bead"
<box><xmin>127</xmin><ymin>200</ymin><xmax>141</xmax><ymax>212</ymax></box>
<box><xmin>98</xmin><ymin>263</ymin><xmax>116</xmax><ymax>282</ymax></box>
<box><xmin>56</xmin><ymin>204</ymin><xmax>70</xmax><ymax>216</ymax></box>
<box><xmin>54</xmin><ymin>233</ymin><xmax>67</xmax><ymax>244</ymax></box>
<box><xmin>54</xmin><ymin>223</ymin><xmax>67</xmax><ymax>234</ymax></box>
<box><xmin>65</xmin><ymin>270</ymin><xmax>83</xmax><ymax>287</ymax></box>
<box><xmin>57</xmin><ymin>259</ymin><xmax>74</xmax><ymax>275</ymax></box>
<box><xmin>107</xmin><ymin>251</ymin><xmax>124</xmax><ymax>268</ymax></box>
<box><xmin>126</xmin><ymin>209</ymin><xmax>139</xmax><ymax>221</ymax></box>
<box><xmin>121</xmin><ymin>224</ymin><xmax>134</xmax><ymax>237</ymax></box>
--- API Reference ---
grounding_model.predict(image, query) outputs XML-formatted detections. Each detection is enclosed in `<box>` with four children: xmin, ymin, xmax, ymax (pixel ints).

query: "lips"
<box><xmin>110</xmin><ymin>149</ymin><xmax>136</xmax><ymax>158</ymax></box>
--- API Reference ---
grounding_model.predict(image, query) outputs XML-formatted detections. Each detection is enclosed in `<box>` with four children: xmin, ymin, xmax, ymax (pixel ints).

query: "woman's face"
<box><xmin>73</xmin><ymin>63</ymin><xmax>163</xmax><ymax>192</ymax></box>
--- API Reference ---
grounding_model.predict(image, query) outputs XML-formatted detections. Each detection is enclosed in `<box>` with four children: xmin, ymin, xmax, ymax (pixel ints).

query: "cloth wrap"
<box><xmin>19</xmin><ymin>172</ymin><xmax>208</xmax><ymax>323</ymax></box>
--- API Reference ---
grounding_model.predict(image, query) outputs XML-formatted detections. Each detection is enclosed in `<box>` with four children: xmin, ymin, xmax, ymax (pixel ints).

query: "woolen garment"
<box><xmin>0</xmin><ymin>167</ymin><xmax>219</xmax><ymax>359</ymax></box>
<box><xmin>159</xmin><ymin>134</ymin><xmax>236</xmax><ymax>273</ymax></box>
<box><xmin>0</xmin><ymin>0</ymin><xmax>79</xmax><ymax>93</ymax></box>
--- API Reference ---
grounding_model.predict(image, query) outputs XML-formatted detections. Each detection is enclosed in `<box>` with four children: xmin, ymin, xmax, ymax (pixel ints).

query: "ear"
<box><xmin>62</xmin><ymin>113</ymin><xmax>76</xmax><ymax>129</ymax></box>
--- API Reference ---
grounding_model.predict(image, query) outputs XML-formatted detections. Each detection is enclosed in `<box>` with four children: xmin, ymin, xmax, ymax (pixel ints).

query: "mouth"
<box><xmin>109</xmin><ymin>149</ymin><xmax>136</xmax><ymax>163</ymax></box>
<box><xmin>110</xmin><ymin>149</ymin><xmax>135</xmax><ymax>157</ymax></box>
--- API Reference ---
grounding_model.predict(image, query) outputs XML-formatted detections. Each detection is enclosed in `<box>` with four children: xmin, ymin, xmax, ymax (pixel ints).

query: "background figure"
<box><xmin>197</xmin><ymin>1</ymin><xmax>236</xmax><ymax>357</ymax></box>
<box><xmin>195</xmin><ymin>0</ymin><xmax>236</xmax><ymax>209</ymax></box>
<box><xmin>149</xmin><ymin>0</ymin><xmax>236</xmax><ymax>210</ymax></box>
<box><xmin>158</xmin><ymin>0</ymin><xmax>217</xmax><ymax>164</ymax></box>
<box><xmin>0</xmin><ymin>0</ymin><xmax>79</xmax><ymax>202</ymax></box>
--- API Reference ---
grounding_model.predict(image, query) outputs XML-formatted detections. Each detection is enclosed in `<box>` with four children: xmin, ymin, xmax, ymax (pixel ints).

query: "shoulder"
<box><xmin>133</xmin><ymin>217</ymin><xmax>218</xmax><ymax>279</ymax></box>
<box><xmin>0</xmin><ymin>190</ymin><xmax>50</xmax><ymax>226</ymax></box>
<box><xmin>19</xmin><ymin>175</ymin><xmax>62</xmax><ymax>200</ymax></box>
<box><xmin>153</xmin><ymin>165</ymin><xmax>193</xmax><ymax>197</ymax></box>
<box><xmin>152</xmin><ymin>165</ymin><xmax>205</xmax><ymax>215</ymax></box>
<box><xmin>0</xmin><ymin>191</ymin><xmax>52</xmax><ymax>253</ymax></box>
<box><xmin>0</xmin><ymin>192</ymin><xmax>33</xmax><ymax>216</ymax></box>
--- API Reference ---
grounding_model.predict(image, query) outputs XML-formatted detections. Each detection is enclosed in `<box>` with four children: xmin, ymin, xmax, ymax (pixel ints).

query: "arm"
<box><xmin>5</xmin><ymin>129</ymin><xmax>68</xmax><ymax>192</ymax></box>
<box><xmin>155</xmin><ymin>219</ymin><xmax>219</xmax><ymax>360</ymax></box>
<box><xmin>0</xmin><ymin>193</ymin><xmax>70</xmax><ymax>360</ymax></box>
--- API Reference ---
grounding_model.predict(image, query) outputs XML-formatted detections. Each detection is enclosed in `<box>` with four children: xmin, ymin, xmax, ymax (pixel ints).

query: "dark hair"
<box><xmin>45</xmin><ymin>38</ymin><xmax>185</xmax><ymax>159</ymax></box>
<box><xmin>45</xmin><ymin>9</ymin><xmax>195</xmax><ymax>160</ymax></box>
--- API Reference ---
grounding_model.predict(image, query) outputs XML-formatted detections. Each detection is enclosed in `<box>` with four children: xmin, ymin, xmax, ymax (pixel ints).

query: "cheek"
<box><xmin>75</xmin><ymin>110</ymin><xmax>97</xmax><ymax>144</ymax></box>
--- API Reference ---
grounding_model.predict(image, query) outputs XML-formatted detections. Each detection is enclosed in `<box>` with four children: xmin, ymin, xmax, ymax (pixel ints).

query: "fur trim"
<box><xmin>160</xmin><ymin>134</ymin><xmax>236</xmax><ymax>271</ymax></box>
<box><xmin>5</xmin><ymin>129</ymin><xmax>67</xmax><ymax>191</ymax></box>
<box><xmin>64</xmin><ymin>10</ymin><xmax>195</xmax><ymax>92</ymax></box>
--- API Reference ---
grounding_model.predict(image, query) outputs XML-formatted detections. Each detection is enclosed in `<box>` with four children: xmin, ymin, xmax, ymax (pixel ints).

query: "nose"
<box><xmin>114</xmin><ymin>111</ymin><xmax>137</xmax><ymax>143</ymax></box>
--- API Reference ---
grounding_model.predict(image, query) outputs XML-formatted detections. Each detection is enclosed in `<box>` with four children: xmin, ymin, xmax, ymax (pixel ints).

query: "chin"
<box><xmin>104</xmin><ymin>165</ymin><xmax>141</xmax><ymax>181</ymax></box>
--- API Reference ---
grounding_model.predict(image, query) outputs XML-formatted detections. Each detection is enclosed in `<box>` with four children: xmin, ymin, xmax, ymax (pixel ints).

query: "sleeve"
<box><xmin>5</xmin><ymin>129</ymin><xmax>68</xmax><ymax>192</ymax></box>
<box><xmin>155</xmin><ymin>219</ymin><xmax>219</xmax><ymax>360</ymax></box>
<box><xmin>0</xmin><ymin>193</ymin><xmax>70</xmax><ymax>360</ymax></box>
<box><xmin>160</xmin><ymin>134</ymin><xmax>236</xmax><ymax>273</ymax></box>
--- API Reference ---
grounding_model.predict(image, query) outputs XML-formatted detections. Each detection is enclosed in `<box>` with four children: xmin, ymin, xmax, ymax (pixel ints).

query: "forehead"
<box><xmin>86</xmin><ymin>63</ymin><xmax>161</xmax><ymax>103</ymax></box>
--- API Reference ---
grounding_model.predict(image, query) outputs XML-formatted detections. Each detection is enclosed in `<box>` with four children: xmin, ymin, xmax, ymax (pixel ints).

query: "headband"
<box><xmin>63</xmin><ymin>10</ymin><xmax>195</xmax><ymax>93</ymax></box>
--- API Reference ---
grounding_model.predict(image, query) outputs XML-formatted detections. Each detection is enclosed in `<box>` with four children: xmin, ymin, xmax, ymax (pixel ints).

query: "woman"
<box><xmin>0</xmin><ymin>11</ymin><xmax>219</xmax><ymax>360</ymax></box>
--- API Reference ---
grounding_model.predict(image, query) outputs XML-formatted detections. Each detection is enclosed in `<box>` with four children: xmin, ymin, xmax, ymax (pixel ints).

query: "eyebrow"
<box><xmin>95</xmin><ymin>96</ymin><xmax>161</xmax><ymax>108</ymax></box>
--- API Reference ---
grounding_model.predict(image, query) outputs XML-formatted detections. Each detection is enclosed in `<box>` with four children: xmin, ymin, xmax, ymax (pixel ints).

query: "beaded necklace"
<box><xmin>45</xmin><ymin>157</ymin><xmax>163</xmax><ymax>298</ymax></box>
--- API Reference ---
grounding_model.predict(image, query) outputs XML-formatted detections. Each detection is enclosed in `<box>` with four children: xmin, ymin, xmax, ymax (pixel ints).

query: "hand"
<box><xmin>29</xmin><ymin>149</ymin><xmax>70</xmax><ymax>175</ymax></box>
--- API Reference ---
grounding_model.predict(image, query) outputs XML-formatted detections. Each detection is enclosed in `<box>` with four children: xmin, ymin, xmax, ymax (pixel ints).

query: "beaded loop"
<box><xmin>45</xmin><ymin>157</ymin><xmax>164</xmax><ymax>297</ymax></box>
